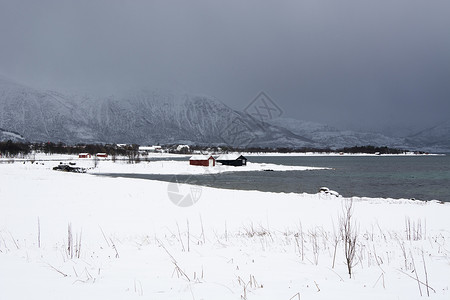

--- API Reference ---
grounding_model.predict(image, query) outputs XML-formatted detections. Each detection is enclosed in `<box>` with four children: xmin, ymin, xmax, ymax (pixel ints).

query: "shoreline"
<box><xmin>95</xmin><ymin>172</ymin><xmax>447</xmax><ymax>204</ymax></box>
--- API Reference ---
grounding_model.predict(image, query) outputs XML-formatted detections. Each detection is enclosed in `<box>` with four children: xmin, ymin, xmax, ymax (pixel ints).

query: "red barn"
<box><xmin>96</xmin><ymin>153</ymin><xmax>108</xmax><ymax>158</ymax></box>
<box><xmin>189</xmin><ymin>155</ymin><xmax>215</xmax><ymax>167</ymax></box>
<box><xmin>78</xmin><ymin>153</ymin><xmax>92</xmax><ymax>158</ymax></box>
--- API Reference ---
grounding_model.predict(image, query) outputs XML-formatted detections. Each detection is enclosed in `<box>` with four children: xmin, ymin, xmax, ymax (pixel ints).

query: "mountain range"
<box><xmin>0</xmin><ymin>77</ymin><xmax>448</xmax><ymax>152</ymax></box>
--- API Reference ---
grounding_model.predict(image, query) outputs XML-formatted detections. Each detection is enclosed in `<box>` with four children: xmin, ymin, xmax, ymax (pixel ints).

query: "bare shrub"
<box><xmin>308</xmin><ymin>228</ymin><xmax>320</xmax><ymax>265</ymax></box>
<box><xmin>340</xmin><ymin>198</ymin><xmax>358</xmax><ymax>278</ymax></box>
<box><xmin>405</xmin><ymin>217</ymin><xmax>426</xmax><ymax>241</ymax></box>
<box><xmin>67</xmin><ymin>223</ymin><xmax>82</xmax><ymax>259</ymax></box>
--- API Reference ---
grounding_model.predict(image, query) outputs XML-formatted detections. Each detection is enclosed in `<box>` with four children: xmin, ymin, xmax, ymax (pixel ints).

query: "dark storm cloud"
<box><xmin>0</xmin><ymin>0</ymin><xmax>449</xmax><ymax>135</ymax></box>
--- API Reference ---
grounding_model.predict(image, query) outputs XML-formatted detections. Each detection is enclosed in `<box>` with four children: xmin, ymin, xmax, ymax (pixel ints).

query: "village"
<box><xmin>73</xmin><ymin>145</ymin><xmax>249</xmax><ymax>168</ymax></box>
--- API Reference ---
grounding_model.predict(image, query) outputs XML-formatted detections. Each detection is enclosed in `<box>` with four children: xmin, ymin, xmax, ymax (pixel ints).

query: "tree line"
<box><xmin>0</xmin><ymin>141</ymin><xmax>138</xmax><ymax>158</ymax></box>
<box><xmin>0</xmin><ymin>140</ymin><xmax>411</xmax><ymax>158</ymax></box>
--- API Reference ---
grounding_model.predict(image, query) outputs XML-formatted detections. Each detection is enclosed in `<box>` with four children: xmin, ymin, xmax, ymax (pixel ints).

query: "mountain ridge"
<box><xmin>0</xmin><ymin>77</ymin><xmax>448</xmax><ymax>151</ymax></box>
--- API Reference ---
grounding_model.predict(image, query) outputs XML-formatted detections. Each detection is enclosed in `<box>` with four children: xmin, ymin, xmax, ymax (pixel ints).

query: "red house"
<box><xmin>78</xmin><ymin>153</ymin><xmax>92</xmax><ymax>158</ymax></box>
<box><xmin>96</xmin><ymin>153</ymin><xmax>108</xmax><ymax>158</ymax></box>
<box><xmin>189</xmin><ymin>155</ymin><xmax>215</xmax><ymax>167</ymax></box>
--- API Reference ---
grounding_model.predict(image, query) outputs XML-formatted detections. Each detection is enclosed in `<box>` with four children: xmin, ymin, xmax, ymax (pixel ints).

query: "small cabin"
<box><xmin>216</xmin><ymin>154</ymin><xmax>247</xmax><ymax>166</ymax></box>
<box><xmin>189</xmin><ymin>155</ymin><xmax>215</xmax><ymax>167</ymax></box>
<box><xmin>96</xmin><ymin>153</ymin><xmax>108</xmax><ymax>158</ymax></box>
<box><xmin>78</xmin><ymin>153</ymin><xmax>92</xmax><ymax>158</ymax></box>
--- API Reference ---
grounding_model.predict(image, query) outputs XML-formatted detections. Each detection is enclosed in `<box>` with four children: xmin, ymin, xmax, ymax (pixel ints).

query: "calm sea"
<box><xmin>101</xmin><ymin>155</ymin><xmax>450</xmax><ymax>202</ymax></box>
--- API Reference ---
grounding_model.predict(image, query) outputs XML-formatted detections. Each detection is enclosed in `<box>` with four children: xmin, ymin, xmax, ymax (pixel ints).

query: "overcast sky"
<box><xmin>1</xmin><ymin>0</ymin><xmax>449</xmax><ymax>135</ymax></box>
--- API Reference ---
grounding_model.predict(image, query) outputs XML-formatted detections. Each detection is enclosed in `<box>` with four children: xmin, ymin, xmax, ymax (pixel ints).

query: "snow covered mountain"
<box><xmin>0</xmin><ymin>77</ymin><xmax>93</xmax><ymax>143</ymax></box>
<box><xmin>0</xmin><ymin>77</ymin><xmax>446</xmax><ymax>151</ymax></box>
<box><xmin>405</xmin><ymin>121</ymin><xmax>450</xmax><ymax>152</ymax></box>
<box><xmin>76</xmin><ymin>91</ymin><xmax>316</xmax><ymax>147</ymax></box>
<box><xmin>0</xmin><ymin>78</ymin><xmax>315</xmax><ymax>147</ymax></box>
<box><xmin>269</xmin><ymin>118</ymin><xmax>407</xmax><ymax>149</ymax></box>
<box><xmin>0</xmin><ymin>128</ymin><xmax>26</xmax><ymax>142</ymax></box>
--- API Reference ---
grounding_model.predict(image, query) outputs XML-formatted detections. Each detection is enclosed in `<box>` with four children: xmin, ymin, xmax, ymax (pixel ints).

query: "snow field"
<box><xmin>0</xmin><ymin>162</ymin><xmax>449</xmax><ymax>299</ymax></box>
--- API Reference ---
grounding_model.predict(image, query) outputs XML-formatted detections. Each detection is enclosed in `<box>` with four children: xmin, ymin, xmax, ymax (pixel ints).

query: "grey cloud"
<box><xmin>0</xmin><ymin>0</ymin><xmax>449</xmax><ymax>135</ymax></box>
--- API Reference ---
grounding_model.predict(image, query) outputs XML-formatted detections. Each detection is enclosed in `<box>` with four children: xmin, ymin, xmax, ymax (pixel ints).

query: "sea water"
<box><xmin>102</xmin><ymin>155</ymin><xmax>450</xmax><ymax>202</ymax></box>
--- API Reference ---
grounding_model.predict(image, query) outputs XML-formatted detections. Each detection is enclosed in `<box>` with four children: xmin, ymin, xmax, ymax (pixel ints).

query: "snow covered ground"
<box><xmin>88</xmin><ymin>160</ymin><xmax>327</xmax><ymax>175</ymax></box>
<box><xmin>1</xmin><ymin>153</ymin><xmax>329</xmax><ymax>175</ymax></box>
<box><xmin>0</xmin><ymin>160</ymin><xmax>449</xmax><ymax>299</ymax></box>
<box><xmin>0</xmin><ymin>152</ymin><xmax>191</xmax><ymax>162</ymax></box>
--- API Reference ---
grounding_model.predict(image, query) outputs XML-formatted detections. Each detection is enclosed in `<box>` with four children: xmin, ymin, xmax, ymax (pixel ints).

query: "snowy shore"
<box><xmin>0</xmin><ymin>160</ymin><xmax>449</xmax><ymax>299</ymax></box>
<box><xmin>89</xmin><ymin>160</ymin><xmax>328</xmax><ymax>175</ymax></box>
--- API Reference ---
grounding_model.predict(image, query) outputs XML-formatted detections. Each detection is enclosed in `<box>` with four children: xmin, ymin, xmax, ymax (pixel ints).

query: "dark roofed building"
<box><xmin>216</xmin><ymin>154</ymin><xmax>247</xmax><ymax>166</ymax></box>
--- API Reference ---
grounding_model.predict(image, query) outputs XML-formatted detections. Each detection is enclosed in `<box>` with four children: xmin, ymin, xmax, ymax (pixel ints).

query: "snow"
<box><xmin>87</xmin><ymin>160</ymin><xmax>327</xmax><ymax>175</ymax></box>
<box><xmin>0</xmin><ymin>129</ymin><xmax>25</xmax><ymax>140</ymax></box>
<box><xmin>216</xmin><ymin>154</ymin><xmax>245</xmax><ymax>160</ymax></box>
<box><xmin>0</xmin><ymin>159</ymin><xmax>449</xmax><ymax>299</ymax></box>
<box><xmin>319</xmin><ymin>187</ymin><xmax>341</xmax><ymax>197</ymax></box>
<box><xmin>189</xmin><ymin>155</ymin><xmax>214</xmax><ymax>161</ymax></box>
